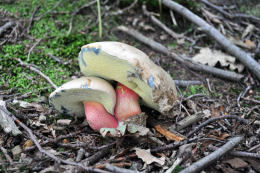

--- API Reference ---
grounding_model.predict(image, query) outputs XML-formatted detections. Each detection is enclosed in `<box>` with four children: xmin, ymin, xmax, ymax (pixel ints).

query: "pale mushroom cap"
<box><xmin>79</xmin><ymin>41</ymin><xmax>179</xmax><ymax>114</ymax></box>
<box><xmin>49</xmin><ymin>77</ymin><xmax>116</xmax><ymax>117</ymax></box>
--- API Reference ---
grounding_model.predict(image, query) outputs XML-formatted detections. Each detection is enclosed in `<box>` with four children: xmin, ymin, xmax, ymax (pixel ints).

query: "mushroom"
<box><xmin>49</xmin><ymin>76</ymin><xmax>118</xmax><ymax>132</ymax></box>
<box><xmin>78</xmin><ymin>41</ymin><xmax>179</xmax><ymax>115</ymax></box>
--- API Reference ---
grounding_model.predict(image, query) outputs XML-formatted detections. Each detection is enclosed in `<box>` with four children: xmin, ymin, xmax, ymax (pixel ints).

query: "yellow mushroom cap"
<box><xmin>49</xmin><ymin>76</ymin><xmax>116</xmax><ymax>117</ymax></box>
<box><xmin>79</xmin><ymin>41</ymin><xmax>179</xmax><ymax>114</ymax></box>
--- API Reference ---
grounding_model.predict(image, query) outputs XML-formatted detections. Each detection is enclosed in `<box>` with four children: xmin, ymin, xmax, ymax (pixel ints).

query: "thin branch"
<box><xmin>105</xmin><ymin>164</ymin><xmax>141</xmax><ymax>173</ymax></box>
<box><xmin>162</xmin><ymin>0</ymin><xmax>260</xmax><ymax>80</ymax></box>
<box><xmin>0</xmin><ymin>21</ymin><xmax>15</xmax><ymax>36</ymax></box>
<box><xmin>0</xmin><ymin>106</ymin><xmax>110</xmax><ymax>173</ymax></box>
<box><xmin>117</xmin><ymin>26</ymin><xmax>244</xmax><ymax>81</ymax></box>
<box><xmin>67</xmin><ymin>0</ymin><xmax>97</xmax><ymax>35</ymax></box>
<box><xmin>15</xmin><ymin>58</ymin><xmax>58</xmax><ymax>89</ymax></box>
<box><xmin>187</xmin><ymin>115</ymin><xmax>249</xmax><ymax>138</ymax></box>
<box><xmin>0</xmin><ymin>147</ymin><xmax>13</xmax><ymax>164</ymax></box>
<box><xmin>27</xmin><ymin>38</ymin><xmax>43</xmax><ymax>61</ymax></box>
<box><xmin>110</xmin><ymin>0</ymin><xmax>138</xmax><ymax>16</ymax></box>
<box><xmin>35</xmin><ymin>0</ymin><xmax>63</xmax><ymax>21</ymax></box>
<box><xmin>174</xmin><ymin>80</ymin><xmax>202</xmax><ymax>87</ymax></box>
<box><xmin>179</xmin><ymin>136</ymin><xmax>244</xmax><ymax>173</ymax></box>
<box><xmin>27</xmin><ymin>5</ymin><xmax>40</xmax><ymax>34</ymax></box>
<box><xmin>142</xmin><ymin>4</ymin><xmax>185</xmax><ymax>40</ymax></box>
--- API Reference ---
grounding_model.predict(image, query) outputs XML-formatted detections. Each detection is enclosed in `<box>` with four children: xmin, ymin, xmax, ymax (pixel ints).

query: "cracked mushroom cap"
<box><xmin>79</xmin><ymin>41</ymin><xmax>179</xmax><ymax>114</ymax></box>
<box><xmin>49</xmin><ymin>76</ymin><xmax>116</xmax><ymax>117</ymax></box>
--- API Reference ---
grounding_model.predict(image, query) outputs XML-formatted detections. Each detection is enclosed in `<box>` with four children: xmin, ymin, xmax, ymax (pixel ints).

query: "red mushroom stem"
<box><xmin>114</xmin><ymin>83</ymin><xmax>142</xmax><ymax>121</ymax></box>
<box><xmin>84</xmin><ymin>102</ymin><xmax>118</xmax><ymax>131</ymax></box>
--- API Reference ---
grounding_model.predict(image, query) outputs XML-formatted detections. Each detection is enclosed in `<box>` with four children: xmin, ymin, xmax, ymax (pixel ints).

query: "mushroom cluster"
<box><xmin>49</xmin><ymin>41</ymin><xmax>179</xmax><ymax>137</ymax></box>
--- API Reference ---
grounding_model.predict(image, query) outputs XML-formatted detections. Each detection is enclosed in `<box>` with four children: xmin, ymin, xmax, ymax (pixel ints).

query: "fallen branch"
<box><xmin>35</xmin><ymin>0</ymin><xmax>63</xmax><ymax>21</ymax></box>
<box><xmin>142</xmin><ymin>4</ymin><xmax>184</xmax><ymax>40</ymax></box>
<box><xmin>0</xmin><ymin>106</ymin><xmax>109</xmax><ymax>173</ymax></box>
<box><xmin>0</xmin><ymin>21</ymin><xmax>15</xmax><ymax>36</ymax></box>
<box><xmin>187</xmin><ymin>115</ymin><xmax>249</xmax><ymax>138</ymax></box>
<box><xmin>15</xmin><ymin>58</ymin><xmax>58</xmax><ymax>89</ymax></box>
<box><xmin>27</xmin><ymin>5</ymin><xmax>40</xmax><ymax>34</ymax></box>
<box><xmin>162</xmin><ymin>0</ymin><xmax>260</xmax><ymax>80</ymax></box>
<box><xmin>110</xmin><ymin>0</ymin><xmax>138</xmax><ymax>16</ymax></box>
<box><xmin>67</xmin><ymin>0</ymin><xmax>97</xmax><ymax>35</ymax></box>
<box><xmin>105</xmin><ymin>164</ymin><xmax>141</xmax><ymax>173</ymax></box>
<box><xmin>200</xmin><ymin>0</ymin><xmax>260</xmax><ymax>24</ymax></box>
<box><xmin>0</xmin><ymin>146</ymin><xmax>13</xmax><ymax>164</ymax></box>
<box><xmin>174</xmin><ymin>80</ymin><xmax>202</xmax><ymax>87</ymax></box>
<box><xmin>179</xmin><ymin>136</ymin><xmax>244</xmax><ymax>173</ymax></box>
<box><xmin>27</xmin><ymin>38</ymin><xmax>43</xmax><ymax>61</ymax></box>
<box><xmin>117</xmin><ymin>26</ymin><xmax>244</xmax><ymax>81</ymax></box>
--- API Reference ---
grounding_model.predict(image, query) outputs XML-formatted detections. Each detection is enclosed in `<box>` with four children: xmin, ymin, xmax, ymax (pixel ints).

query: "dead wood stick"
<box><xmin>187</xmin><ymin>115</ymin><xmax>249</xmax><ymax>138</ymax></box>
<box><xmin>27</xmin><ymin>5</ymin><xmax>40</xmax><ymax>34</ymax></box>
<box><xmin>117</xmin><ymin>26</ymin><xmax>244</xmax><ymax>81</ymax></box>
<box><xmin>180</xmin><ymin>136</ymin><xmax>243</xmax><ymax>173</ymax></box>
<box><xmin>0</xmin><ymin>106</ymin><xmax>109</xmax><ymax>173</ymax></box>
<box><xmin>105</xmin><ymin>164</ymin><xmax>141</xmax><ymax>173</ymax></box>
<box><xmin>142</xmin><ymin>5</ymin><xmax>184</xmax><ymax>40</ymax></box>
<box><xmin>200</xmin><ymin>0</ymin><xmax>260</xmax><ymax>23</ymax></box>
<box><xmin>67</xmin><ymin>0</ymin><xmax>97</xmax><ymax>35</ymax></box>
<box><xmin>110</xmin><ymin>0</ymin><xmax>138</xmax><ymax>16</ymax></box>
<box><xmin>27</xmin><ymin>38</ymin><xmax>43</xmax><ymax>61</ymax></box>
<box><xmin>162</xmin><ymin>0</ymin><xmax>260</xmax><ymax>80</ymax></box>
<box><xmin>209</xmin><ymin>145</ymin><xmax>260</xmax><ymax>159</ymax></box>
<box><xmin>82</xmin><ymin>146</ymin><xmax>112</xmax><ymax>166</ymax></box>
<box><xmin>15</xmin><ymin>58</ymin><xmax>58</xmax><ymax>89</ymax></box>
<box><xmin>35</xmin><ymin>0</ymin><xmax>63</xmax><ymax>21</ymax></box>
<box><xmin>174</xmin><ymin>80</ymin><xmax>202</xmax><ymax>87</ymax></box>
<box><xmin>0</xmin><ymin>21</ymin><xmax>15</xmax><ymax>36</ymax></box>
<box><xmin>0</xmin><ymin>146</ymin><xmax>13</xmax><ymax>164</ymax></box>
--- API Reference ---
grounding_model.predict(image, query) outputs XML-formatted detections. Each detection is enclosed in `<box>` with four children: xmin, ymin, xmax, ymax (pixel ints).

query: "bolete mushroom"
<box><xmin>49</xmin><ymin>77</ymin><xmax>119</xmax><ymax>132</ymax></box>
<box><xmin>79</xmin><ymin>41</ymin><xmax>179</xmax><ymax>115</ymax></box>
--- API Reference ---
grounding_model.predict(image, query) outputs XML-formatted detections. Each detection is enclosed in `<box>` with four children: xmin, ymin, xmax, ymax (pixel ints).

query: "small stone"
<box><xmin>57</xmin><ymin>119</ymin><xmax>71</xmax><ymax>126</ymax></box>
<box><xmin>11</xmin><ymin>145</ymin><xmax>22</xmax><ymax>156</ymax></box>
<box><xmin>39</xmin><ymin>114</ymin><xmax>46</xmax><ymax>122</ymax></box>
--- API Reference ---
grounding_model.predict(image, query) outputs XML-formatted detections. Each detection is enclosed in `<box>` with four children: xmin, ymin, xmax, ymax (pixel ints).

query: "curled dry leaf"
<box><xmin>192</xmin><ymin>48</ymin><xmax>244</xmax><ymax>73</ymax></box>
<box><xmin>134</xmin><ymin>147</ymin><xmax>165</xmax><ymax>166</ymax></box>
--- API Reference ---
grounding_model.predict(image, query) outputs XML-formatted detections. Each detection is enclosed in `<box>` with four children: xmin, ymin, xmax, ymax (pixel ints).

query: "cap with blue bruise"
<box><xmin>79</xmin><ymin>47</ymin><xmax>101</xmax><ymax>67</ymax></box>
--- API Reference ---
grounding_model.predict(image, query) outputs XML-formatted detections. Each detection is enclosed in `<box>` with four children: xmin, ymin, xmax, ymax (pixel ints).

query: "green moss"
<box><xmin>183</xmin><ymin>85</ymin><xmax>210</xmax><ymax>97</ymax></box>
<box><xmin>0</xmin><ymin>0</ymin><xmax>97</xmax><ymax>101</ymax></box>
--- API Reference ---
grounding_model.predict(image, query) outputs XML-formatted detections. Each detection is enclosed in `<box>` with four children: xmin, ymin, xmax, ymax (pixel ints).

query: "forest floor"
<box><xmin>0</xmin><ymin>0</ymin><xmax>259</xmax><ymax>172</ymax></box>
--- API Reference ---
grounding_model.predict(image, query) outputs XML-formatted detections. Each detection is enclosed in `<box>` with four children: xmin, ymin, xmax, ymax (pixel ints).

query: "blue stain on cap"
<box><xmin>80</xmin><ymin>47</ymin><xmax>101</xmax><ymax>67</ymax></box>
<box><xmin>148</xmin><ymin>75</ymin><xmax>155</xmax><ymax>88</ymax></box>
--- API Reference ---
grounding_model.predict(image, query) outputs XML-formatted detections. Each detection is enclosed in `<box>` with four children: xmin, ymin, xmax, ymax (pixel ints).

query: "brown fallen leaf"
<box><xmin>155</xmin><ymin>125</ymin><xmax>185</xmax><ymax>141</ymax></box>
<box><xmin>23</xmin><ymin>139</ymin><xmax>34</xmax><ymax>149</ymax></box>
<box><xmin>224</xmin><ymin>158</ymin><xmax>248</xmax><ymax>169</ymax></box>
<box><xmin>134</xmin><ymin>147</ymin><xmax>165</xmax><ymax>165</ymax></box>
<box><xmin>245</xmin><ymin>40</ymin><xmax>256</xmax><ymax>49</ymax></box>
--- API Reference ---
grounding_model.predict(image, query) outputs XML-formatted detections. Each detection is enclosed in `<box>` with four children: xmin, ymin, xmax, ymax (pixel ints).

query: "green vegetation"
<box><xmin>0</xmin><ymin>0</ymin><xmax>103</xmax><ymax>100</ymax></box>
<box><xmin>183</xmin><ymin>85</ymin><xmax>210</xmax><ymax>97</ymax></box>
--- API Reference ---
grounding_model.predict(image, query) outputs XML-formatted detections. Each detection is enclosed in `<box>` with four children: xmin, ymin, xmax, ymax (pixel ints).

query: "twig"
<box><xmin>237</xmin><ymin>85</ymin><xmax>251</xmax><ymax>107</ymax></box>
<box><xmin>35</xmin><ymin>0</ymin><xmax>63</xmax><ymax>21</ymax></box>
<box><xmin>209</xmin><ymin>145</ymin><xmax>260</xmax><ymax>159</ymax></box>
<box><xmin>174</xmin><ymin>80</ymin><xmax>202</xmax><ymax>87</ymax></box>
<box><xmin>67</xmin><ymin>0</ymin><xmax>97</xmax><ymax>35</ymax></box>
<box><xmin>142</xmin><ymin>5</ymin><xmax>184</xmax><ymax>40</ymax></box>
<box><xmin>162</xmin><ymin>0</ymin><xmax>260</xmax><ymax>80</ymax></box>
<box><xmin>110</xmin><ymin>0</ymin><xmax>138</xmax><ymax>16</ymax></box>
<box><xmin>0</xmin><ymin>147</ymin><xmax>13</xmax><ymax>164</ymax></box>
<box><xmin>200</xmin><ymin>0</ymin><xmax>260</xmax><ymax>23</ymax></box>
<box><xmin>58</xmin><ymin>141</ymin><xmax>116</xmax><ymax>150</ymax></box>
<box><xmin>184</xmin><ymin>93</ymin><xmax>209</xmax><ymax>101</ymax></box>
<box><xmin>47</xmin><ymin>53</ymin><xmax>69</xmax><ymax>65</ymax></box>
<box><xmin>15</xmin><ymin>58</ymin><xmax>58</xmax><ymax>89</ymax></box>
<box><xmin>179</xmin><ymin>136</ymin><xmax>243</xmax><ymax>173</ymax></box>
<box><xmin>117</xmin><ymin>26</ymin><xmax>244</xmax><ymax>81</ymax></box>
<box><xmin>242</xmin><ymin>97</ymin><xmax>260</xmax><ymax>104</ymax></box>
<box><xmin>105</xmin><ymin>164</ymin><xmax>141</xmax><ymax>173</ymax></box>
<box><xmin>27</xmin><ymin>38</ymin><xmax>43</xmax><ymax>61</ymax></box>
<box><xmin>0</xmin><ymin>106</ymin><xmax>110</xmax><ymax>173</ymax></box>
<box><xmin>27</xmin><ymin>5</ymin><xmax>40</xmax><ymax>34</ymax></box>
<box><xmin>187</xmin><ymin>115</ymin><xmax>249</xmax><ymax>138</ymax></box>
<box><xmin>0</xmin><ymin>21</ymin><xmax>15</xmax><ymax>36</ymax></box>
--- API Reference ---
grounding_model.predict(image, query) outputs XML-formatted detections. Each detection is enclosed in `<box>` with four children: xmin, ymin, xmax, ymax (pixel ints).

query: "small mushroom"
<box><xmin>49</xmin><ymin>77</ymin><xmax>118</xmax><ymax>131</ymax></box>
<box><xmin>79</xmin><ymin>41</ymin><xmax>179</xmax><ymax>115</ymax></box>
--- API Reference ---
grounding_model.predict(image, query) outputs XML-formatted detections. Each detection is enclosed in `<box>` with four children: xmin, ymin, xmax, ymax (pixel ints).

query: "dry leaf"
<box><xmin>229</xmin><ymin>37</ymin><xmax>254</xmax><ymax>50</ymax></box>
<box><xmin>134</xmin><ymin>148</ymin><xmax>165</xmax><ymax>165</ymax></box>
<box><xmin>13</xmin><ymin>99</ymin><xmax>44</xmax><ymax>112</ymax></box>
<box><xmin>155</xmin><ymin>125</ymin><xmax>185</xmax><ymax>141</ymax></box>
<box><xmin>224</xmin><ymin>158</ymin><xmax>248</xmax><ymax>169</ymax></box>
<box><xmin>23</xmin><ymin>139</ymin><xmax>34</xmax><ymax>149</ymax></box>
<box><xmin>242</xmin><ymin>24</ymin><xmax>254</xmax><ymax>39</ymax></box>
<box><xmin>245</xmin><ymin>40</ymin><xmax>256</xmax><ymax>49</ymax></box>
<box><xmin>192</xmin><ymin>48</ymin><xmax>244</xmax><ymax>73</ymax></box>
